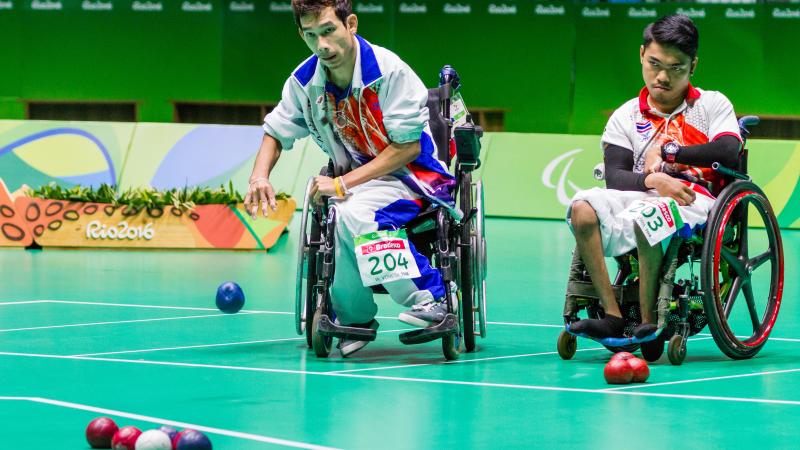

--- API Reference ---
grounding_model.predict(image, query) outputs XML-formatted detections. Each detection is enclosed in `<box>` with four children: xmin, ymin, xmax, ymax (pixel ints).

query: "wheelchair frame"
<box><xmin>558</xmin><ymin>116</ymin><xmax>785</xmax><ymax>365</ymax></box>
<box><xmin>294</xmin><ymin>66</ymin><xmax>488</xmax><ymax>360</ymax></box>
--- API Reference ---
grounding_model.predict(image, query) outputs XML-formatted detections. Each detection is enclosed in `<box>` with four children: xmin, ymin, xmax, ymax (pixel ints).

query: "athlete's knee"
<box><xmin>570</xmin><ymin>201</ymin><xmax>598</xmax><ymax>235</ymax></box>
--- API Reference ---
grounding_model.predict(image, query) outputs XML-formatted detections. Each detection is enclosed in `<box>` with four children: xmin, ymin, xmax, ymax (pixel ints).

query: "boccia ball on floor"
<box><xmin>86</xmin><ymin>417</ymin><xmax>119</xmax><ymax>448</ymax></box>
<box><xmin>176</xmin><ymin>429</ymin><xmax>212</xmax><ymax>450</ymax></box>
<box><xmin>135</xmin><ymin>429</ymin><xmax>172</xmax><ymax>450</ymax></box>
<box><xmin>112</xmin><ymin>426</ymin><xmax>142</xmax><ymax>450</ymax></box>
<box><xmin>157</xmin><ymin>425</ymin><xmax>178</xmax><ymax>443</ymax></box>
<box><xmin>216</xmin><ymin>281</ymin><xmax>245</xmax><ymax>313</ymax></box>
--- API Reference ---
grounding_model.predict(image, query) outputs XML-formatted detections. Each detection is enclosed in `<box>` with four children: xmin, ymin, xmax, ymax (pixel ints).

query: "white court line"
<box><xmin>71</xmin><ymin>328</ymin><xmax>410</xmax><ymax>357</ymax></box>
<box><xmin>0</xmin><ymin>396</ymin><xmax>338</xmax><ymax>450</ymax></box>
<box><xmin>604</xmin><ymin>367</ymin><xmax>800</xmax><ymax>391</ymax></box>
<box><xmin>0</xmin><ymin>312</ymin><xmax>260</xmax><ymax>333</ymax></box>
<box><xmin>34</xmin><ymin>300</ymin><xmax>293</xmax><ymax>315</ymax></box>
<box><xmin>0</xmin><ymin>300</ymin><xmax>50</xmax><ymax>306</ymax></box>
<box><xmin>2</xmin><ymin>351</ymin><xmax>800</xmax><ymax>407</ymax></box>
<box><xmin>11</xmin><ymin>300</ymin><xmax>800</xmax><ymax>343</ymax></box>
<box><xmin>328</xmin><ymin>347</ymin><xmax>606</xmax><ymax>374</ymax></box>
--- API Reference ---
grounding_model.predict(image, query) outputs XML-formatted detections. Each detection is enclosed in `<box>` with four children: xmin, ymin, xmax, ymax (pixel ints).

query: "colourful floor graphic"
<box><xmin>0</xmin><ymin>218</ymin><xmax>798</xmax><ymax>449</ymax></box>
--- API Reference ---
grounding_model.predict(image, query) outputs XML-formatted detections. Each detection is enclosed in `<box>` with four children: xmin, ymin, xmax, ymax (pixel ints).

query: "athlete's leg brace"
<box><xmin>329</xmin><ymin>176</ymin><xmax>445</xmax><ymax>326</ymax></box>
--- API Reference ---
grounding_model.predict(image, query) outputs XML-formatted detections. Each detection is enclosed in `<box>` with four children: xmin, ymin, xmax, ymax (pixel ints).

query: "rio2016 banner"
<box><xmin>1</xmin><ymin>120</ymin><xmax>798</xmax><ymax>235</ymax></box>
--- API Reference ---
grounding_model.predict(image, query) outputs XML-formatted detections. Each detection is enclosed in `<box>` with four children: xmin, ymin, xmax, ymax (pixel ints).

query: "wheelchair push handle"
<box><xmin>439</xmin><ymin>65</ymin><xmax>461</xmax><ymax>90</ymax></box>
<box><xmin>712</xmin><ymin>162</ymin><xmax>750</xmax><ymax>181</ymax></box>
<box><xmin>738</xmin><ymin>115</ymin><xmax>759</xmax><ymax>138</ymax></box>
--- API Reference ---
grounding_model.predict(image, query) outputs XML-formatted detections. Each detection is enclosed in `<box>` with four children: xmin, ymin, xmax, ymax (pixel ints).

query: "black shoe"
<box><xmin>569</xmin><ymin>315</ymin><xmax>625</xmax><ymax>339</ymax></box>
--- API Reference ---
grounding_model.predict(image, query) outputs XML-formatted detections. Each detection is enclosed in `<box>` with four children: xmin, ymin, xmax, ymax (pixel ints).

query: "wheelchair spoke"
<box><xmin>721</xmin><ymin>247</ymin><xmax>745</xmax><ymax>278</ymax></box>
<box><xmin>738</xmin><ymin>212</ymin><xmax>749</xmax><ymax>260</ymax></box>
<box><xmin>749</xmin><ymin>250</ymin><xmax>772</xmax><ymax>272</ymax></box>
<box><xmin>742</xmin><ymin>281</ymin><xmax>760</xmax><ymax>333</ymax></box>
<box><xmin>724</xmin><ymin>275</ymin><xmax>743</xmax><ymax>319</ymax></box>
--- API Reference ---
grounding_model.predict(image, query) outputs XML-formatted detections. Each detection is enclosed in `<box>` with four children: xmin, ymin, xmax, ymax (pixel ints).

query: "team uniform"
<box><xmin>569</xmin><ymin>84</ymin><xmax>741</xmax><ymax>256</ymax></box>
<box><xmin>264</xmin><ymin>35</ymin><xmax>454</xmax><ymax>326</ymax></box>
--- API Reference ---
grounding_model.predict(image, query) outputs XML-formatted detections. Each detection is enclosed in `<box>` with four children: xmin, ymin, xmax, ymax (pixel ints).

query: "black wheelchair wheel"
<box><xmin>311</xmin><ymin>303</ymin><xmax>333</xmax><ymax>358</ymax></box>
<box><xmin>304</xmin><ymin>220</ymin><xmax>320</xmax><ymax>348</ymax></box>
<box><xmin>701</xmin><ymin>181</ymin><xmax>784</xmax><ymax>360</ymax></box>
<box><xmin>667</xmin><ymin>335</ymin><xmax>686</xmax><ymax>366</ymax></box>
<box><xmin>296</xmin><ymin>177</ymin><xmax>316</xmax><ymax>342</ymax></box>
<box><xmin>557</xmin><ymin>330</ymin><xmax>577</xmax><ymax>360</ymax></box>
<box><xmin>442</xmin><ymin>329</ymin><xmax>463</xmax><ymax>361</ymax></box>
<box><xmin>640</xmin><ymin>338</ymin><xmax>665</xmax><ymax>362</ymax></box>
<box><xmin>459</xmin><ymin>172</ymin><xmax>476</xmax><ymax>352</ymax></box>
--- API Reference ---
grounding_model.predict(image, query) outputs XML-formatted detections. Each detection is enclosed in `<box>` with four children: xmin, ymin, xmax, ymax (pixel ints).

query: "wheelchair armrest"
<box><xmin>712</xmin><ymin>162</ymin><xmax>750</xmax><ymax>181</ymax></box>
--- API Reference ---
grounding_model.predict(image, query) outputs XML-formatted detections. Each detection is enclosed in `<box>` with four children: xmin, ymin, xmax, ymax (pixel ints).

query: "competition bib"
<box><xmin>355</xmin><ymin>229</ymin><xmax>421</xmax><ymax>287</ymax></box>
<box><xmin>619</xmin><ymin>198</ymin><xmax>685</xmax><ymax>246</ymax></box>
<box><xmin>451</xmin><ymin>92</ymin><xmax>469</xmax><ymax>128</ymax></box>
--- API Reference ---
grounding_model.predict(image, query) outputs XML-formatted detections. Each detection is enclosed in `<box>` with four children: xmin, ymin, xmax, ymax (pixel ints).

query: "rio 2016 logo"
<box><xmin>541</xmin><ymin>148</ymin><xmax>589</xmax><ymax>206</ymax></box>
<box><xmin>86</xmin><ymin>220</ymin><xmax>154</xmax><ymax>241</ymax></box>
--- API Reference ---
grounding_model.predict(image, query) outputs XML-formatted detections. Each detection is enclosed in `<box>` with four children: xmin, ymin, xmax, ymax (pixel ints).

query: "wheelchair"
<box><xmin>558</xmin><ymin>116</ymin><xmax>784</xmax><ymax>365</ymax></box>
<box><xmin>295</xmin><ymin>66</ymin><xmax>488</xmax><ymax>360</ymax></box>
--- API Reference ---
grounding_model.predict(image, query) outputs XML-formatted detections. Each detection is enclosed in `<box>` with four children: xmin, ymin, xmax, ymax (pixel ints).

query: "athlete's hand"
<box><xmin>244</xmin><ymin>177</ymin><xmax>277</xmax><ymax>219</ymax></box>
<box><xmin>646</xmin><ymin>173</ymin><xmax>696</xmax><ymax>206</ymax></box>
<box><xmin>644</xmin><ymin>148</ymin><xmax>663</xmax><ymax>174</ymax></box>
<box><xmin>310</xmin><ymin>176</ymin><xmax>337</xmax><ymax>205</ymax></box>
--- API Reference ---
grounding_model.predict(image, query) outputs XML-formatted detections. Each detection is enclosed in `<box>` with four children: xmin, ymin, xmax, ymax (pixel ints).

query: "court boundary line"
<box><xmin>71</xmin><ymin>328</ymin><xmax>410</xmax><ymax>357</ymax></box>
<box><xmin>3</xmin><ymin>351</ymin><xmax>800</xmax><ymax>407</ymax></box>
<box><xmin>0</xmin><ymin>312</ymin><xmax>265</xmax><ymax>333</ymax></box>
<box><xmin>9</xmin><ymin>300</ymin><xmax>800</xmax><ymax>343</ymax></box>
<box><xmin>0</xmin><ymin>396</ymin><xmax>338</xmax><ymax>450</ymax></box>
<box><xmin>604</xmin><ymin>367</ymin><xmax>800</xmax><ymax>391</ymax></box>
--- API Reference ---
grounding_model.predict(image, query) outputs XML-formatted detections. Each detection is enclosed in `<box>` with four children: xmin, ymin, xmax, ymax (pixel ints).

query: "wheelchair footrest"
<box><xmin>565</xmin><ymin>324</ymin><xmax>663</xmax><ymax>347</ymax></box>
<box><xmin>316</xmin><ymin>315</ymin><xmax>378</xmax><ymax>342</ymax></box>
<box><xmin>399</xmin><ymin>314</ymin><xmax>458</xmax><ymax>345</ymax></box>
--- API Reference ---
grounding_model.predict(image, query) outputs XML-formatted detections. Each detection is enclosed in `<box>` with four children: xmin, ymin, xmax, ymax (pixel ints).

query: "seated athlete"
<box><xmin>567</xmin><ymin>14</ymin><xmax>742</xmax><ymax>339</ymax></box>
<box><xmin>243</xmin><ymin>0</ymin><xmax>456</xmax><ymax>357</ymax></box>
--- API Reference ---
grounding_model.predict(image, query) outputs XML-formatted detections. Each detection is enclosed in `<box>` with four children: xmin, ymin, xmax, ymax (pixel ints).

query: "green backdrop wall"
<box><xmin>1</xmin><ymin>1</ymin><xmax>799</xmax><ymax>133</ymax></box>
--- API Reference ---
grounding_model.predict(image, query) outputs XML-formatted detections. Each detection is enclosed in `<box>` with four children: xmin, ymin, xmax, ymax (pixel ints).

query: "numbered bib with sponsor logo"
<box><xmin>619</xmin><ymin>198</ymin><xmax>685</xmax><ymax>246</ymax></box>
<box><xmin>354</xmin><ymin>229</ymin><xmax>421</xmax><ymax>287</ymax></box>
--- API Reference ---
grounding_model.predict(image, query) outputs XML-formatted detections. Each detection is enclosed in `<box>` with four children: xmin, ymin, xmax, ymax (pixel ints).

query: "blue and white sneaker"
<box><xmin>337</xmin><ymin>320</ymin><xmax>379</xmax><ymax>358</ymax></box>
<box><xmin>398</xmin><ymin>297</ymin><xmax>455</xmax><ymax>328</ymax></box>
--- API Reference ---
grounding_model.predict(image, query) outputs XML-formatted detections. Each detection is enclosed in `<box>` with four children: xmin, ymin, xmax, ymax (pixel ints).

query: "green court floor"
<box><xmin>0</xmin><ymin>217</ymin><xmax>798</xmax><ymax>449</ymax></box>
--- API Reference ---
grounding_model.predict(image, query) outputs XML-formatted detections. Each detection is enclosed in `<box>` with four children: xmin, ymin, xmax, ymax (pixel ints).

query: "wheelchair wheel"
<box><xmin>473</xmin><ymin>179</ymin><xmax>488</xmax><ymax>339</ymax></box>
<box><xmin>459</xmin><ymin>173</ymin><xmax>477</xmax><ymax>352</ymax></box>
<box><xmin>640</xmin><ymin>338</ymin><xmax>664</xmax><ymax>362</ymax></box>
<box><xmin>701</xmin><ymin>181</ymin><xmax>784</xmax><ymax>360</ymax></box>
<box><xmin>442</xmin><ymin>328</ymin><xmax>463</xmax><ymax>361</ymax></box>
<box><xmin>667</xmin><ymin>335</ymin><xmax>686</xmax><ymax>366</ymax></box>
<box><xmin>557</xmin><ymin>330</ymin><xmax>577</xmax><ymax>360</ymax></box>
<box><xmin>295</xmin><ymin>177</ymin><xmax>318</xmax><ymax>347</ymax></box>
<box><xmin>311</xmin><ymin>304</ymin><xmax>333</xmax><ymax>358</ymax></box>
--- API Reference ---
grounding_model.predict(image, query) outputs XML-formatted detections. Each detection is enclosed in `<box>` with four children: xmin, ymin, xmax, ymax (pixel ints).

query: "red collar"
<box><xmin>638</xmin><ymin>83</ymin><xmax>701</xmax><ymax>113</ymax></box>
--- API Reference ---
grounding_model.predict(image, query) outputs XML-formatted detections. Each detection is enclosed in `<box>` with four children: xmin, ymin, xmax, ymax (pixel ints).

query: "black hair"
<box><xmin>643</xmin><ymin>14</ymin><xmax>699</xmax><ymax>61</ymax></box>
<box><xmin>292</xmin><ymin>0</ymin><xmax>352</xmax><ymax>29</ymax></box>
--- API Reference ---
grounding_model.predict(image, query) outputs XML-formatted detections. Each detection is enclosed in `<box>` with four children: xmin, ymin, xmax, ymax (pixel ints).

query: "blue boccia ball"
<box><xmin>216</xmin><ymin>281</ymin><xmax>245</xmax><ymax>314</ymax></box>
<box><xmin>176</xmin><ymin>429</ymin><xmax>213</xmax><ymax>450</ymax></box>
<box><xmin>158</xmin><ymin>425</ymin><xmax>178</xmax><ymax>442</ymax></box>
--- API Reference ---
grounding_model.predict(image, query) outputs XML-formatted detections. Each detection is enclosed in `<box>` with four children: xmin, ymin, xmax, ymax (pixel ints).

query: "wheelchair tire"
<box><xmin>296</xmin><ymin>177</ymin><xmax>316</xmax><ymax>339</ymax></box>
<box><xmin>640</xmin><ymin>338</ymin><xmax>664</xmax><ymax>362</ymax></box>
<box><xmin>701</xmin><ymin>181</ymin><xmax>784</xmax><ymax>360</ymax></box>
<box><xmin>473</xmin><ymin>179</ymin><xmax>488</xmax><ymax>339</ymax></box>
<box><xmin>557</xmin><ymin>330</ymin><xmax>577</xmax><ymax>360</ymax></box>
<box><xmin>311</xmin><ymin>306</ymin><xmax>333</xmax><ymax>358</ymax></box>
<box><xmin>459</xmin><ymin>173</ymin><xmax>476</xmax><ymax>352</ymax></box>
<box><xmin>667</xmin><ymin>335</ymin><xmax>686</xmax><ymax>366</ymax></box>
<box><xmin>442</xmin><ymin>330</ymin><xmax>463</xmax><ymax>361</ymax></box>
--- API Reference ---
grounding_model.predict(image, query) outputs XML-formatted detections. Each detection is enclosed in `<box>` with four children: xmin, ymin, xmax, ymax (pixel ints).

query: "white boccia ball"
<box><xmin>135</xmin><ymin>429</ymin><xmax>172</xmax><ymax>450</ymax></box>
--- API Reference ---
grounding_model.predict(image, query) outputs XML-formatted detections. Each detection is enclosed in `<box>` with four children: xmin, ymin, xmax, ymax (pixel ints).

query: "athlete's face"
<box><xmin>640</xmin><ymin>41</ymin><xmax>697</xmax><ymax>109</ymax></box>
<box><xmin>298</xmin><ymin>7</ymin><xmax>358</xmax><ymax>71</ymax></box>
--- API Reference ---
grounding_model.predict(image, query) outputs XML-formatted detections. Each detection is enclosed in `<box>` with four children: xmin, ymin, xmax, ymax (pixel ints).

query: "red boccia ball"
<box><xmin>604</xmin><ymin>358</ymin><xmax>634</xmax><ymax>384</ymax></box>
<box><xmin>111</xmin><ymin>426</ymin><xmax>142</xmax><ymax>450</ymax></box>
<box><xmin>86</xmin><ymin>417</ymin><xmax>119</xmax><ymax>448</ymax></box>
<box><xmin>610</xmin><ymin>351</ymin><xmax>635</xmax><ymax>361</ymax></box>
<box><xmin>629</xmin><ymin>357</ymin><xmax>650</xmax><ymax>383</ymax></box>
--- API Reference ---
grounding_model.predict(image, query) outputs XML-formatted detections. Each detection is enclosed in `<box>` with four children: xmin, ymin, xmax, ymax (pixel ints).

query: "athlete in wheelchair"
<box><xmin>557</xmin><ymin>15</ymin><xmax>784</xmax><ymax>365</ymax></box>
<box><xmin>244</xmin><ymin>0</ymin><xmax>486</xmax><ymax>360</ymax></box>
